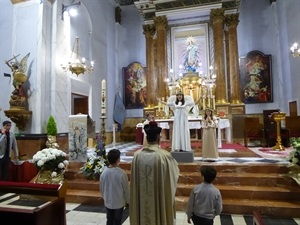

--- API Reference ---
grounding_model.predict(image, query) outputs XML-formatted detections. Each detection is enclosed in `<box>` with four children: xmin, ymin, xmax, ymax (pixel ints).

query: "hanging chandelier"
<box><xmin>61</xmin><ymin>37</ymin><xmax>94</xmax><ymax>76</ymax></box>
<box><xmin>290</xmin><ymin>42</ymin><xmax>300</xmax><ymax>57</ymax></box>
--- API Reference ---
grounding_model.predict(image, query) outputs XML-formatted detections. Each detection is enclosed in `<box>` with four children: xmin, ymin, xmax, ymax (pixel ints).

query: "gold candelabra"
<box><xmin>271</xmin><ymin>112</ymin><xmax>286</xmax><ymax>151</ymax></box>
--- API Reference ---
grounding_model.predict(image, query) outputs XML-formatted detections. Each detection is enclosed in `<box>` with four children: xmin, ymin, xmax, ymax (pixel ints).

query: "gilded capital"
<box><xmin>210</xmin><ymin>8</ymin><xmax>225</xmax><ymax>24</ymax></box>
<box><xmin>154</xmin><ymin>16</ymin><xmax>168</xmax><ymax>31</ymax></box>
<box><xmin>225</xmin><ymin>14</ymin><xmax>240</xmax><ymax>27</ymax></box>
<box><xmin>143</xmin><ymin>24</ymin><xmax>156</xmax><ymax>38</ymax></box>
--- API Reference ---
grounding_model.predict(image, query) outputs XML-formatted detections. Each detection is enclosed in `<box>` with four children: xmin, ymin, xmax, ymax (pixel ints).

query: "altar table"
<box><xmin>155</xmin><ymin>117</ymin><xmax>231</xmax><ymax>148</ymax></box>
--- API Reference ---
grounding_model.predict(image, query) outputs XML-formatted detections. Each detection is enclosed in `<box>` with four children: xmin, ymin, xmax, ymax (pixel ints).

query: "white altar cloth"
<box><xmin>155</xmin><ymin>117</ymin><xmax>231</xmax><ymax>148</ymax></box>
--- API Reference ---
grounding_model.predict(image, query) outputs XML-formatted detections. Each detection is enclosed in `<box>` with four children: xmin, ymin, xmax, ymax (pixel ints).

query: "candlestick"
<box><xmin>212</xmin><ymin>95</ymin><xmax>215</xmax><ymax>110</ymax></box>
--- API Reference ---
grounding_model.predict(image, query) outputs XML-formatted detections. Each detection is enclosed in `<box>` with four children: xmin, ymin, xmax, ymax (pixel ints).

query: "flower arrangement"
<box><xmin>288</xmin><ymin>137</ymin><xmax>300</xmax><ymax>186</ymax></box>
<box><xmin>288</xmin><ymin>137</ymin><xmax>300</xmax><ymax>166</ymax></box>
<box><xmin>80</xmin><ymin>135</ymin><xmax>108</xmax><ymax>180</ymax></box>
<box><xmin>32</xmin><ymin>148</ymin><xmax>69</xmax><ymax>178</ymax></box>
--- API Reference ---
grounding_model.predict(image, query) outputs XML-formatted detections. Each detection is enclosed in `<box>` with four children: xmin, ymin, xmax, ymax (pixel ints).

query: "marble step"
<box><xmin>117</xmin><ymin>162</ymin><xmax>290</xmax><ymax>174</ymax></box>
<box><xmin>66</xmin><ymin>162</ymin><xmax>290</xmax><ymax>175</ymax></box>
<box><xmin>176</xmin><ymin>183</ymin><xmax>300</xmax><ymax>201</ymax></box>
<box><xmin>65</xmin><ymin>188</ymin><xmax>300</xmax><ymax>217</ymax></box>
<box><xmin>65</xmin><ymin>171</ymin><xmax>297</xmax><ymax>188</ymax></box>
<box><xmin>179</xmin><ymin>171</ymin><xmax>298</xmax><ymax>187</ymax></box>
<box><xmin>66</xmin><ymin>189</ymin><xmax>103</xmax><ymax>205</ymax></box>
<box><xmin>65</xmin><ymin>180</ymin><xmax>300</xmax><ymax>203</ymax></box>
<box><xmin>175</xmin><ymin>196</ymin><xmax>300</xmax><ymax>217</ymax></box>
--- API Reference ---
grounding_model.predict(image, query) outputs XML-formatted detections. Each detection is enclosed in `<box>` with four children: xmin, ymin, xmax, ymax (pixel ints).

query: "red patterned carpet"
<box><xmin>249</xmin><ymin>147</ymin><xmax>292</xmax><ymax>159</ymax></box>
<box><xmin>123</xmin><ymin>141</ymin><xmax>259</xmax><ymax>157</ymax></box>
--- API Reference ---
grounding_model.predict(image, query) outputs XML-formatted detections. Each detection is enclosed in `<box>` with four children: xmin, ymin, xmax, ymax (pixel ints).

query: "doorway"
<box><xmin>72</xmin><ymin>93</ymin><xmax>88</xmax><ymax>115</ymax></box>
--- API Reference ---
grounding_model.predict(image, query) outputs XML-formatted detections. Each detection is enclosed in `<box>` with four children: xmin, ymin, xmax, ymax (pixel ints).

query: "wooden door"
<box><xmin>72</xmin><ymin>93</ymin><xmax>88</xmax><ymax>115</ymax></box>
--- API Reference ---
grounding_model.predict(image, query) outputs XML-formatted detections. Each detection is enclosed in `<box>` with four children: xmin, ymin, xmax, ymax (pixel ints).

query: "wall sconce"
<box><xmin>62</xmin><ymin>0</ymin><xmax>81</xmax><ymax>20</ymax></box>
<box><xmin>61</xmin><ymin>37</ymin><xmax>94</xmax><ymax>76</ymax></box>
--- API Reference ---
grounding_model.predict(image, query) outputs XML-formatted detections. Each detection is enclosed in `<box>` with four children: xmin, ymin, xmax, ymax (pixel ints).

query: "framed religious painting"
<box><xmin>170</xmin><ymin>23</ymin><xmax>210</xmax><ymax>77</ymax></box>
<box><xmin>123</xmin><ymin>62</ymin><xmax>147</xmax><ymax>109</ymax></box>
<box><xmin>239</xmin><ymin>51</ymin><xmax>273</xmax><ymax>104</ymax></box>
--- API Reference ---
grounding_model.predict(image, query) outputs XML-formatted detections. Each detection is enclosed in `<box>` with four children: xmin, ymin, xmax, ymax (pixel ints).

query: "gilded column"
<box><xmin>154</xmin><ymin>16</ymin><xmax>168</xmax><ymax>100</ymax></box>
<box><xmin>143</xmin><ymin>24</ymin><xmax>156</xmax><ymax>107</ymax></box>
<box><xmin>225</xmin><ymin>14</ymin><xmax>242</xmax><ymax>104</ymax></box>
<box><xmin>211</xmin><ymin>9</ymin><xmax>227</xmax><ymax>104</ymax></box>
<box><xmin>224</xmin><ymin>29</ymin><xmax>231</xmax><ymax>102</ymax></box>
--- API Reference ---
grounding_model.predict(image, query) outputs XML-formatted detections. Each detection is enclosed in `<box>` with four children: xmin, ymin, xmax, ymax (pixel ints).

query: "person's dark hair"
<box><xmin>3</xmin><ymin>120</ymin><xmax>11</xmax><ymax>126</ymax></box>
<box><xmin>200</xmin><ymin>166</ymin><xmax>217</xmax><ymax>183</ymax></box>
<box><xmin>144</xmin><ymin>121</ymin><xmax>162</xmax><ymax>142</ymax></box>
<box><xmin>175</xmin><ymin>93</ymin><xmax>185</xmax><ymax>105</ymax></box>
<box><xmin>204</xmin><ymin>109</ymin><xmax>213</xmax><ymax>120</ymax></box>
<box><xmin>107</xmin><ymin>149</ymin><xmax>121</xmax><ymax>164</ymax></box>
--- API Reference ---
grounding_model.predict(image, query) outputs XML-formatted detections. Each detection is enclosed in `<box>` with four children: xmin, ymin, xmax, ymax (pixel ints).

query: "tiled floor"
<box><xmin>65</xmin><ymin>204</ymin><xmax>300</xmax><ymax>225</ymax></box>
<box><xmin>1</xmin><ymin>194</ymin><xmax>299</xmax><ymax>225</ymax></box>
<box><xmin>105</xmin><ymin>142</ymin><xmax>290</xmax><ymax>166</ymax></box>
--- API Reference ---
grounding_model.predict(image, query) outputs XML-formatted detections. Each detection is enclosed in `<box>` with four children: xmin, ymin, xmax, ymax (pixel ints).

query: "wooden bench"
<box><xmin>0</xmin><ymin>181</ymin><xmax>67</xmax><ymax>225</ymax></box>
<box><xmin>286</xmin><ymin>116</ymin><xmax>300</xmax><ymax>138</ymax></box>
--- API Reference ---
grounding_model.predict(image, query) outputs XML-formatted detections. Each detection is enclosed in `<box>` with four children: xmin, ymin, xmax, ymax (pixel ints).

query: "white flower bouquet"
<box><xmin>32</xmin><ymin>148</ymin><xmax>69</xmax><ymax>178</ymax></box>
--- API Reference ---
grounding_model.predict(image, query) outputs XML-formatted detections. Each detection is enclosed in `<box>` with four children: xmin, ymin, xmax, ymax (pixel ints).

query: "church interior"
<box><xmin>0</xmin><ymin>0</ymin><xmax>300</xmax><ymax>224</ymax></box>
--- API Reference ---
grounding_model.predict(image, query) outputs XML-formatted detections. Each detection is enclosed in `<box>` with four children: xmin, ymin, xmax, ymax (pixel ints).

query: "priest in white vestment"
<box><xmin>130</xmin><ymin>121</ymin><xmax>180</xmax><ymax>225</ymax></box>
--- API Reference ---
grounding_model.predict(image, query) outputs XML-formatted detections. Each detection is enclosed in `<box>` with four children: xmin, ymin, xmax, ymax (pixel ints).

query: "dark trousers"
<box><xmin>106</xmin><ymin>207</ymin><xmax>124</xmax><ymax>225</ymax></box>
<box><xmin>192</xmin><ymin>214</ymin><xmax>214</xmax><ymax>225</ymax></box>
<box><xmin>0</xmin><ymin>156</ymin><xmax>10</xmax><ymax>181</ymax></box>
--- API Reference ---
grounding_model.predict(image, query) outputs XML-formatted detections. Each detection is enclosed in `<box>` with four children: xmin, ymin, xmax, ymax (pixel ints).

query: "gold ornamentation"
<box><xmin>210</xmin><ymin>8</ymin><xmax>225</xmax><ymax>24</ymax></box>
<box><xmin>154</xmin><ymin>16</ymin><xmax>168</xmax><ymax>30</ymax></box>
<box><xmin>4</xmin><ymin>109</ymin><xmax>32</xmax><ymax>130</ymax></box>
<box><xmin>143</xmin><ymin>24</ymin><xmax>156</xmax><ymax>37</ymax></box>
<box><xmin>225</xmin><ymin>14</ymin><xmax>240</xmax><ymax>27</ymax></box>
<box><xmin>35</xmin><ymin>170</ymin><xmax>64</xmax><ymax>184</ymax></box>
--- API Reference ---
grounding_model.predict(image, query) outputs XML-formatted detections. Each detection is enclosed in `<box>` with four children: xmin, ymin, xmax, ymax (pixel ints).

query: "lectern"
<box><xmin>271</xmin><ymin>112</ymin><xmax>286</xmax><ymax>150</ymax></box>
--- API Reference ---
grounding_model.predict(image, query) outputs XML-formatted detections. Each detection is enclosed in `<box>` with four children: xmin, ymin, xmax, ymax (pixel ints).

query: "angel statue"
<box><xmin>5</xmin><ymin>53</ymin><xmax>30</xmax><ymax>109</ymax></box>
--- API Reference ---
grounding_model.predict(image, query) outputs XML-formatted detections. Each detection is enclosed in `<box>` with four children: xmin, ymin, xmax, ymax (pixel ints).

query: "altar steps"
<box><xmin>64</xmin><ymin>162</ymin><xmax>300</xmax><ymax>217</ymax></box>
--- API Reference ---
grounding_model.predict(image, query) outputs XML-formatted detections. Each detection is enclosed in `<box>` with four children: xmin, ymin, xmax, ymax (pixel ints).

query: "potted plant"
<box><xmin>46</xmin><ymin>115</ymin><xmax>59</xmax><ymax>149</ymax></box>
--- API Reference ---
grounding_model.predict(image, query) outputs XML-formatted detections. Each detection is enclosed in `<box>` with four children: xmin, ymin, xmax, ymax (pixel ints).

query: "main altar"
<box><xmin>137</xmin><ymin>116</ymin><xmax>231</xmax><ymax>149</ymax></box>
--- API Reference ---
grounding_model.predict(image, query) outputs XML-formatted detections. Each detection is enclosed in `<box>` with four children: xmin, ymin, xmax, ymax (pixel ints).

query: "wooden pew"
<box><xmin>285</xmin><ymin>116</ymin><xmax>300</xmax><ymax>138</ymax></box>
<box><xmin>0</xmin><ymin>181</ymin><xmax>67</xmax><ymax>225</ymax></box>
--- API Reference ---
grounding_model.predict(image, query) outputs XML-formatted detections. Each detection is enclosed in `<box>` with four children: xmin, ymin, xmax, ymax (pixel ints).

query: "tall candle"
<box><xmin>202</xmin><ymin>97</ymin><xmax>205</xmax><ymax>110</ymax></box>
<box><xmin>102</xmin><ymin>79</ymin><xmax>106</xmax><ymax>90</ymax></box>
<box><xmin>213</xmin><ymin>95</ymin><xmax>215</xmax><ymax>110</ymax></box>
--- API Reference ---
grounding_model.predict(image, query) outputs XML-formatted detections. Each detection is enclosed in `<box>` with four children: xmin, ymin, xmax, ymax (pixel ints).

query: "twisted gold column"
<box><xmin>143</xmin><ymin>24</ymin><xmax>156</xmax><ymax>107</ymax></box>
<box><xmin>154</xmin><ymin>16</ymin><xmax>168</xmax><ymax>100</ymax></box>
<box><xmin>211</xmin><ymin>9</ymin><xmax>227</xmax><ymax>104</ymax></box>
<box><xmin>225</xmin><ymin>14</ymin><xmax>243</xmax><ymax>104</ymax></box>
